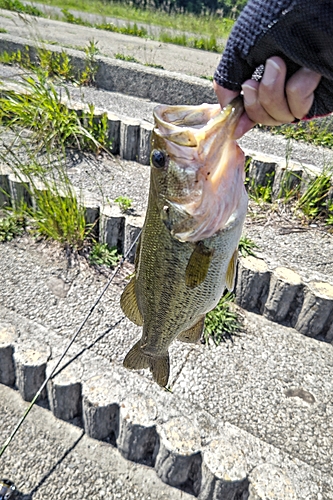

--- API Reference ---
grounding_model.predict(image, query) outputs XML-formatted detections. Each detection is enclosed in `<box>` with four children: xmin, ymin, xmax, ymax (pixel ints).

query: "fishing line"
<box><xmin>0</xmin><ymin>230</ymin><xmax>141</xmax><ymax>461</ymax></box>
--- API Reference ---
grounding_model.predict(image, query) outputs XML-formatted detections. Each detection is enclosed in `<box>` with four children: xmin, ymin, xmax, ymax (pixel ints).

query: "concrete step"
<box><xmin>1</xmin><ymin>308</ymin><xmax>333</xmax><ymax>499</ymax></box>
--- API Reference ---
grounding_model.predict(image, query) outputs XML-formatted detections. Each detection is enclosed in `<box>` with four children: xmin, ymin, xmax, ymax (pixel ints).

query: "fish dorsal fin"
<box><xmin>120</xmin><ymin>277</ymin><xmax>143</xmax><ymax>326</ymax></box>
<box><xmin>123</xmin><ymin>341</ymin><xmax>170</xmax><ymax>387</ymax></box>
<box><xmin>177</xmin><ymin>316</ymin><xmax>205</xmax><ymax>343</ymax></box>
<box><xmin>185</xmin><ymin>242</ymin><xmax>215</xmax><ymax>288</ymax></box>
<box><xmin>225</xmin><ymin>249</ymin><xmax>238</xmax><ymax>291</ymax></box>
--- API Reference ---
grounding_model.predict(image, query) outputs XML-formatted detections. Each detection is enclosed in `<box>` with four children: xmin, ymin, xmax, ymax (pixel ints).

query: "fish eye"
<box><xmin>151</xmin><ymin>150</ymin><xmax>166</xmax><ymax>169</ymax></box>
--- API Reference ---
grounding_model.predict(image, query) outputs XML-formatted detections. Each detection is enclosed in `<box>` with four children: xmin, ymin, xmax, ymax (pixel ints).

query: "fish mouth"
<box><xmin>152</xmin><ymin>98</ymin><xmax>248</xmax><ymax>242</ymax></box>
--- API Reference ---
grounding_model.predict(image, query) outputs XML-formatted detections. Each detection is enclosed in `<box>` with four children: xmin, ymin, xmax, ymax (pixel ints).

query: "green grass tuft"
<box><xmin>204</xmin><ymin>292</ymin><xmax>241</xmax><ymax>346</ymax></box>
<box><xmin>89</xmin><ymin>242</ymin><xmax>120</xmax><ymax>267</ymax></box>
<box><xmin>238</xmin><ymin>235</ymin><xmax>259</xmax><ymax>257</ymax></box>
<box><xmin>114</xmin><ymin>196</ymin><xmax>133</xmax><ymax>213</ymax></box>
<box><xmin>0</xmin><ymin>210</ymin><xmax>27</xmax><ymax>242</ymax></box>
<box><xmin>0</xmin><ymin>0</ymin><xmax>42</xmax><ymax>16</ymax></box>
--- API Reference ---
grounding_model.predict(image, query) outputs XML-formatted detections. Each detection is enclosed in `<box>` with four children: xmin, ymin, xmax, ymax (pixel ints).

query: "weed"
<box><xmin>200</xmin><ymin>75</ymin><xmax>213</xmax><ymax>81</ymax></box>
<box><xmin>1</xmin><ymin>145</ymin><xmax>89</xmax><ymax>249</ymax></box>
<box><xmin>0</xmin><ymin>71</ymin><xmax>101</xmax><ymax>152</ymax></box>
<box><xmin>79</xmin><ymin>39</ymin><xmax>100</xmax><ymax>86</ymax></box>
<box><xmin>238</xmin><ymin>235</ymin><xmax>259</xmax><ymax>258</ymax></box>
<box><xmin>81</xmin><ymin>104</ymin><xmax>111</xmax><ymax>151</ymax></box>
<box><xmin>89</xmin><ymin>242</ymin><xmax>120</xmax><ymax>267</ymax></box>
<box><xmin>159</xmin><ymin>30</ymin><xmax>223</xmax><ymax>52</ymax></box>
<box><xmin>203</xmin><ymin>292</ymin><xmax>241</xmax><ymax>346</ymax></box>
<box><xmin>114</xmin><ymin>196</ymin><xmax>132</xmax><ymax>212</ymax></box>
<box><xmin>0</xmin><ymin>0</ymin><xmax>42</xmax><ymax>16</ymax></box>
<box><xmin>326</xmin><ymin>202</ymin><xmax>333</xmax><ymax>226</ymax></box>
<box><xmin>115</xmin><ymin>53</ymin><xmax>164</xmax><ymax>69</ymax></box>
<box><xmin>0</xmin><ymin>210</ymin><xmax>27</xmax><ymax>242</ymax></box>
<box><xmin>145</xmin><ymin>63</ymin><xmax>164</xmax><ymax>70</ymax></box>
<box><xmin>33</xmin><ymin>186</ymin><xmax>87</xmax><ymax>248</ymax></box>
<box><xmin>276</xmin><ymin>168</ymin><xmax>302</xmax><ymax>203</ymax></box>
<box><xmin>0</xmin><ymin>28</ymin><xmax>7</xmax><ymax>33</ymax></box>
<box><xmin>61</xmin><ymin>7</ymin><xmax>91</xmax><ymax>26</ymax></box>
<box><xmin>0</xmin><ymin>47</ymin><xmax>31</xmax><ymax>68</ymax></box>
<box><xmin>297</xmin><ymin>171</ymin><xmax>332</xmax><ymax>219</ymax></box>
<box><xmin>248</xmin><ymin>181</ymin><xmax>273</xmax><ymax>204</ymax></box>
<box><xmin>114</xmin><ymin>53</ymin><xmax>140</xmax><ymax>64</ymax></box>
<box><xmin>270</xmin><ymin>118</ymin><xmax>333</xmax><ymax>149</ymax></box>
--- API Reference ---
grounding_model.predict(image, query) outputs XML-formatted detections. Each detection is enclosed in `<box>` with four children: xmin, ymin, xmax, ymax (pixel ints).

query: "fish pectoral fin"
<box><xmin>225</xmin><ymin>249</ymin><xmax>238</xmax><ymax>291</ymax></box>
<box><xmin>123</xmin><ymin>342</ymin><xmax>170</xmax><ymax>388</ymax></box>
<box><xmin>185</xmin><ymin>242</ymin><xmax>215</xmax><ymax>288</ymax></box>
<box><xmin>123</xmin><ymin>341</ymin><xmax>150</xmax><ymax>370</ymax></box>
<box><xmin>120</xmin><ymin>277</ymin><xmax>143</xmax><ymax>326</ymax></box>
<box><xmin>150</xmin><ymin>354</ymin><xmax>170</xmax><ymax>388</ymax></box>
<box><xmin>177</xmin><ymin>316</ymin><xmax>205</xmax><ymax>343</ymax></box>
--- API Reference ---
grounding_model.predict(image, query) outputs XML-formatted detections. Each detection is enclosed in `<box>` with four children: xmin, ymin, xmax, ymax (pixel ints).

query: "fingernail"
<box><xmin>262</xmin><ymin>58</ymin><xmax>280</xmax><ymax>86</ymax></box>
<box><xmin>242</xmin><ymin>84</ymin><xmax>257</xmax><ymax>106</ymax></box>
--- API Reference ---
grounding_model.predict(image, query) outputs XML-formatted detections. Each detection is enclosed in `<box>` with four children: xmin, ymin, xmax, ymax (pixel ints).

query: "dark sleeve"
<box><xmin>214</xmin><ymin>0</ymin><xmax>333</xmax><ymax>118</ymax></box>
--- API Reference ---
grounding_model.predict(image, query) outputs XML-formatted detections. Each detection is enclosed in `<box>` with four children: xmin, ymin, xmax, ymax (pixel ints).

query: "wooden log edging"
<box><xmin>1</xmin><ymin>165</ymin><xmax>333</xmax><ymax>342</ymax></box>
<box><xmin>0</xmin><ymin>320</ymin><xmax>317</xmax><ymax>499</ymax></box>
<box><xmin>235</xmin><ymin>257</ymin><xmax>333</xmax><ymax>342</ymax></box>
<box><xmin>0</xmin><ymin>83</ymin><xmax>332</xmax><ymax>341</ymax></box>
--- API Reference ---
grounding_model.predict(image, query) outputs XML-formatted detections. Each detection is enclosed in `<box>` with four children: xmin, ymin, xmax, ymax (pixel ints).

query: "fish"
<box><xmin>121</xmin><ymin>98</ymin><xmax>248</xmax><ymax>387</ymax></box>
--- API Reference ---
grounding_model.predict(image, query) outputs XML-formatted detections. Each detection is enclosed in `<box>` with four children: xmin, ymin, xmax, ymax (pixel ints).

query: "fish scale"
<box><xmin>121</xmin><ymin>98</ymin><xmax>248</xmax><ymax>387</ymax></box>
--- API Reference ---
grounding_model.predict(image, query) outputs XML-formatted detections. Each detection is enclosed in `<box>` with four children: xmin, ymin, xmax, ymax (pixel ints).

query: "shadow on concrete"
<box><xmin>17</xmin><ymin>432</ymin><xmax>84</xmax><ymax>499</ymax></box>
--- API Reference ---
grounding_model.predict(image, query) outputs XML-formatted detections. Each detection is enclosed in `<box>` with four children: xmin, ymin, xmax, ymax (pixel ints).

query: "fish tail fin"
<box><xmin>123</xmin><ymin>341</ymin><xmax>150</xmax><ymax>370</ymax></box>
<box><xmin>123</xmin><ymin>342</ymin><xmax>170</xmax><ymax>388</ymax></box>
<box><xmin>150</xmin><ymin>354</ymin><xmax>170</xmax><ymax>388</ymax></box>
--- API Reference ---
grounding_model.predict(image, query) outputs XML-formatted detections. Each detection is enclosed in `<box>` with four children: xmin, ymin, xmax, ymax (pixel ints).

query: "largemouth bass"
<box><xmin>121</xmin><ymin>98</ymin><xmax>248</xmax><ymax>387</ymax></box>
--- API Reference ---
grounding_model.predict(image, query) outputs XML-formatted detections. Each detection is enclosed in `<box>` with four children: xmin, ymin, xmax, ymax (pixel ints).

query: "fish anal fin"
<box><xmin>150</xmin><ymin>354</ymin><xmax>170</xmax><ymax>387</ymax></box>
<box><xmin>123</xmin><ymin>341</ymin><xmax>150</xmax><ymax>370</ymax></box>
<box><xmin>120</xmin><ymin>277</ymin><xmax>143</xmax><ymax>326</ymax></box>
<box><xmin>177</xmin><ymin>316</ymin><xmax>205</xmax><ymax>343</ymax></box>
<box><xmin>185</xmin><ymin>242</ymin><xmax>215</xmax><ymax>288</ymax></box>
<box><xmin>123</xmin><ymin>342</ymin><xmax>170</xmax><ymax>388</ymax></box>
<box><xmin>225</xmin><ymin>249</ymin><xmax>238</xmax><ymax>291</ymax></box>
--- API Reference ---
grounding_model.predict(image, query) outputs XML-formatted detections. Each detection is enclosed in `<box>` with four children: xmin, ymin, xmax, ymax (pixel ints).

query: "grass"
<box><xmin>114</xmin><ymin>196</ymin><xmax>132</xmax><ymax>213</ymax></box>
<box><xmin>204</xmin><ymin>292</ymin><xmax>241</xmax><ymax>346</ymax></box>
<box><xmin>0</xmin><ymin>0</ymin><xmax>231</xmax><ymax>53</ymax></box>
<box><xmin>37</xmin><ymin>0</ymin><xmax>234</xmax><ymax>38</ymax></box>
<box><xmin>268</xmin><ymin>118</ymin><xmax>333</xmax><ymax>150</ymax></box>
<box><xmin>238</xmin><ymin>235</ymin><xmax>258</xmax><ymax>257</ymax></box>
<box><xmin>0</xmin><ymin>55</ymin><xmax>109</xmax><ymax>250</ymax></box>
<box><xmin>0</xmin><ymin>40</ymin><xmax>100</xmax><ymax>86</ymax></box>
<box><xmin>0</xmin><ymin>209</ymin><xmax>27</xmax><ymax>241</ymax></box>
<box><xmin>115</xmin><ymin>53</ymin><xmax>140</xmax><ymax>64</ymax></box>
<box><xmin>89</xmin><ymin>242</ymin><xmax>120</xmax><ymax>267</ymax></box>
<box><xmin>115</xmin><ymin>52</ymin><xmax>164</xmax><ymax>69</ymax></box>
<box><xmin>0</xmin><ymin>0</ymin><xmax>42</xmax><ymax>16</ymax></box>
<box><xmin>246</xmin><ymin>168</ymin><xmax>274</xmax><ymax>205</ymax></box>
<box><xmin>297</xmin><ymin>170</ymin><xmax>332</xmax><ymax>219</ymax></box>
<box><xmin>0</xmin><ymin>69</ymin><xmax>106</xmax><ymax>153</ymax></box>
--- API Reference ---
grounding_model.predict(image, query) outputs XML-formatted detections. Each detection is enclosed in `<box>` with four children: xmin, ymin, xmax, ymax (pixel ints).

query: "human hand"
<box><xmin>213</xmin><ymin>0</ymin><xmax>333</xmax><ymax>140</ymax></box>
<box><xmin>214</xmin><ymin>56</ymin><xmax>322</xmax><ymax>139</ymax></box>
